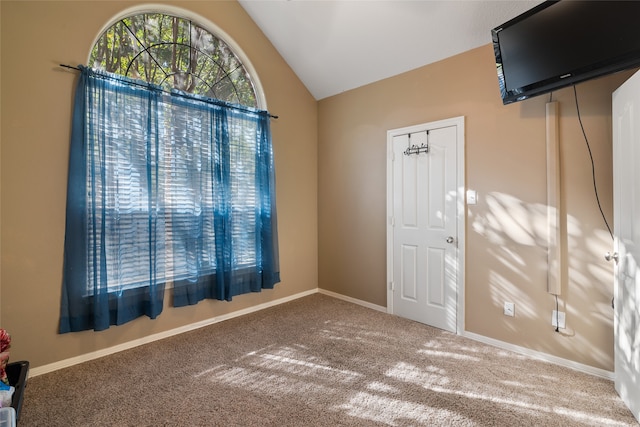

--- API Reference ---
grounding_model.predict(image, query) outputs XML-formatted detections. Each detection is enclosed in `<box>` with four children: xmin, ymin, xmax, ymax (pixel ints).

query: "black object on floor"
<box><xmin>6</xmin><ymin>361</ymin><xmax>29</xmax><ymax>422</ymax></box>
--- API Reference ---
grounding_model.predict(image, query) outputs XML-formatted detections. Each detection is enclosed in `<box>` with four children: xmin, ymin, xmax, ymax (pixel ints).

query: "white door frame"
<box><xmin>386</xmin><ymin>116</ymin><xmax>465</xmax><ymax>334</ymax></box>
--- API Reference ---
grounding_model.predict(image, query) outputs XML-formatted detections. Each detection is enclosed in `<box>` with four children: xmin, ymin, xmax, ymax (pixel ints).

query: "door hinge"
<box><xmin>389</xmin><ymin>281</ymin><xmax>395</xmax><ymax>291</ymax></box>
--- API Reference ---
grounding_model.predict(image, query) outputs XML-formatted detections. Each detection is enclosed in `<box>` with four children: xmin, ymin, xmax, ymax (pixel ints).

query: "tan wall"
<box><xmin>318</xmin><ymin>44</ymin><xmax>634</xmax><ymax>371</ymax></box>
<box><xmin>0</xmin><ymin>0</ymin><xmax>629</xmax><ymax>373</ymax></box>
<box><xmin>0</xmin><ymin>1</ymin><xmax>318</xmax><ymax>368</ymax></box>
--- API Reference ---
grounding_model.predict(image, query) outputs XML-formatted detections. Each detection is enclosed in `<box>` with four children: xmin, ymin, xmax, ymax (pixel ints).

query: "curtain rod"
<box><xmin>59</xmin><ymin>64</ymin><xmax>279</xmax><ymax>119</ymax></box>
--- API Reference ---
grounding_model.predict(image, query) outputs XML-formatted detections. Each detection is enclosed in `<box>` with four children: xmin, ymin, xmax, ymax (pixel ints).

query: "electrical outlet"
<box><xmin>504</xmin><ymin>302</ymin><xmax>515</xmax><ymax>317</ymax></box>
<box><xmin>552</xmin><ymin>310</ymin><xmax>566</xmax><ymax>329</ymax></box>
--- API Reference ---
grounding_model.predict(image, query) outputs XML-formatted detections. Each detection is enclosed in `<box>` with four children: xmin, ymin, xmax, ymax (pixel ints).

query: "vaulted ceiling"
<box><xmin>238</xmin><ymin>0</ymin><xmax>543</xmax><ymax>100</ymax></box>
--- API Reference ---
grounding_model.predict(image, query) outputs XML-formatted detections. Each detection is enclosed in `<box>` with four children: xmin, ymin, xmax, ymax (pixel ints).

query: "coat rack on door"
<box><xmin>403</xmin><ymin>131</ymin><xmax>430</xmax><ymax>156</ymax></box>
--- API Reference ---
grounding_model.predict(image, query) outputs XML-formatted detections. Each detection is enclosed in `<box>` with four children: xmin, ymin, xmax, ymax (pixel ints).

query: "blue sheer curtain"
<box><xmin>60</xmin><ymin>67</ymin><xmax>280</xmax><ymax>333</ymax></box>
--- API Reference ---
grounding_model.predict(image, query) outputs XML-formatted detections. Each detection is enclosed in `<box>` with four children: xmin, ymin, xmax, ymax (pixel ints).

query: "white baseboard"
<box><xmin>29</xmin><ymin>288</ymin><xmax>318</xmax><ymax>378</ymax></box>
<box><xmin>318</xmin><ymin>288</ymin><xmax>388</xmax><ymax>313</ymax></box>
<box><xmin>462</xmin><ymin>331</ymin><xmax>614</xmax><ymax>380</ymax></box>
<box><xmin>30</xmin><ymin>288</ymin><xmax>613</xmax><ymax>383</ymax></box>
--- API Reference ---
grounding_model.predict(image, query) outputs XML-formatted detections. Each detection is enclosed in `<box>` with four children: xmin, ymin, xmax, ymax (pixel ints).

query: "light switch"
<box><xmin>467</xmin><ymin>190</ymin><xmax>477</xmax><ymax>205</ymax></box>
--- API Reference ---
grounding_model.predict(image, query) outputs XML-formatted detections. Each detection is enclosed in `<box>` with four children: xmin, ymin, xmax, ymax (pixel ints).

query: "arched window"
<box><xmin>89</xmin><ymin>13</ymin><xmax>258</xmax><ymax>108</ymax></box>
<box><xmin>60</xmin><ymin>10</ymin><xmax>279</xmax><ymax>333</ymax></box>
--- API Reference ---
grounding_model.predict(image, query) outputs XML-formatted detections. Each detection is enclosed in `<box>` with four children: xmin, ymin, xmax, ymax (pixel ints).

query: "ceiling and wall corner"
<box><xmin>238</xmin><ymin>0</ymin><xmax>543</xmax><ymax>100</ymax></box>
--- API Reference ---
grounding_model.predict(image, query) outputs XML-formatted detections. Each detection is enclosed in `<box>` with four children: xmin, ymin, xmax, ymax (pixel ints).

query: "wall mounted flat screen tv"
<box><xmin>492</xmin><ymin>0</ymin><xmax>640</xmax><ymax>105</ymax></box>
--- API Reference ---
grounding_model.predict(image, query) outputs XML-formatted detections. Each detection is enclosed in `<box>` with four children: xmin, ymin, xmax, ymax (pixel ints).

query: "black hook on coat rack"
<box><xmin>403</xmin><ymin>131</ymin><xmax>429</xmax><ymax>156</ymax></box>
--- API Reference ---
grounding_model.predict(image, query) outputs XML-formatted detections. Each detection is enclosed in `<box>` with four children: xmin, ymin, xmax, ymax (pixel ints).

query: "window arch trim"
<box><xmin>87</xmin><ymin>4</ymin><xmax>267</xmax><ymax>110</ymax></box>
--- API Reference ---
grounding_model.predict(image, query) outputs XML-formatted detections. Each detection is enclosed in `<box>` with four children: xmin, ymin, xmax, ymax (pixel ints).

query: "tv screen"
<box><xmin>492</xmin><ymin>0</ymin><xmax>640</xmax><ymax>105</ymax></box>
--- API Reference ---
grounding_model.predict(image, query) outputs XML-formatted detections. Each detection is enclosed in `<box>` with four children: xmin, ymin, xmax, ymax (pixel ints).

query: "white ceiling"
<box><xmin>238</xmin><ymin>0</ymin><xmax>543</xmax><ymax>100</ymax></box>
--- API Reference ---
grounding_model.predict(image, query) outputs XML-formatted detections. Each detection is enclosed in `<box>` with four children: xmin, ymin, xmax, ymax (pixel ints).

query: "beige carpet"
<box><xmin>19</xmin><ymin>294</ymin><xmax>638</xmax><ymax>426</ymax></box>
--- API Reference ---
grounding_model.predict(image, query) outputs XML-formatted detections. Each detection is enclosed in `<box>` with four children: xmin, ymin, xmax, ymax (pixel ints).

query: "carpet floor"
<box><xmin>18</xmin><ymin>294</ymin><xmax>639</xmax><ymax>426</ymax></box>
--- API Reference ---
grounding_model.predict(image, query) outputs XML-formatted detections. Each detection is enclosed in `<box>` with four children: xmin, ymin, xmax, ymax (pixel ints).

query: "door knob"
<box><xmin>605</xmin><ymin>251</ymin><xmax>619</xmax><ymax>263</ymax></box>
<box><xmin>446</xmin><ymin>236</ymin><xmax>455</xmax><ymax>244</ymax></box>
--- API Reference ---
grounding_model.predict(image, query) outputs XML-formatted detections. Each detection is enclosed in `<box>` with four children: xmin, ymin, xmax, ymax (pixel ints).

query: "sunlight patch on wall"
<box><xmin>474</xmin><ymin>192</ymin><xmax>548</xmax><ymax>247</ymax></box>
<box><xmin>474</xmin><ymin>191</ymin><xmax>613</xmax><ymax>341</ymax></box>
<box><xmin>488</xmin><ymin>270</ymin><xmax>536</xmax><ymax>318</ymax></box>
<box><xmin>584</xmin><ymin>229</ymin><xmax>615</xmax><ymax>286</ymax></box>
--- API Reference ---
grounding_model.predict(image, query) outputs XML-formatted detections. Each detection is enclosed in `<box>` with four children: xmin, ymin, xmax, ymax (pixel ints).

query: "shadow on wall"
<box><xmin>471</xmin><ymin>191</ymin><xmax>614</xmax><ymax>368</ymax></box>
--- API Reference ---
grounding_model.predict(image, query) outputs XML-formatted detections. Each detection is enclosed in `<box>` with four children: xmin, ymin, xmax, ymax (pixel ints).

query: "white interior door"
<box><xmin>613</xmin><ymin>70</ymin><xmax>640</xmax><ymax>422</ymax></box>
<box><xmin>387</xmin><ymin>118</ymin><xmax>463</xmax><ymax>333</ymax></box>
